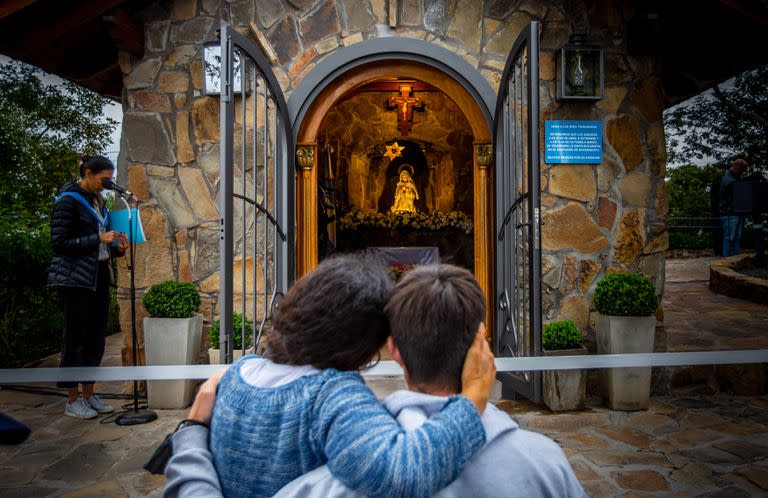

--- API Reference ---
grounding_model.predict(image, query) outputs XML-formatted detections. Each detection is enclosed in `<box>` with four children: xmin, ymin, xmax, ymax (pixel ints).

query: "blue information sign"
<box><xmin>545</xmin><ymin>120</ymin><xmax>602</xmax><ymax>164</ymax></box>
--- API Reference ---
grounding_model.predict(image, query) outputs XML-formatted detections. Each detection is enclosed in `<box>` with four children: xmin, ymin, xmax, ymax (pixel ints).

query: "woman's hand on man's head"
<box><xmin>460</xmin><ymin>325</ymin><xmax>496</xmax><ymax>415</ymax></box>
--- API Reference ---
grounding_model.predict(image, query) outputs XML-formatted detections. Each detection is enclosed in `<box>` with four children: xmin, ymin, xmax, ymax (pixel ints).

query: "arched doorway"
<box><xmin>216</xmin><ymin>27</ymin><xmax>543</xmax><ymax>400</ymax></box>
<box><xmin>288</xmin><ymin>41</ymin><xmax>496</xmax><ymax>330</ymax></box>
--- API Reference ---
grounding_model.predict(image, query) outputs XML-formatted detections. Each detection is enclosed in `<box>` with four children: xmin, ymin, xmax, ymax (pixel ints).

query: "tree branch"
<box><xmin>712</xmin><ymin>84</ymin><xmax>768</xmax><ymax>136</ymax></box>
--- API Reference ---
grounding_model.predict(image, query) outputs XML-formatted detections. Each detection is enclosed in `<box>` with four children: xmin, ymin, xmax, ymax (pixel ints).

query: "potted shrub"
<box><xmin>542</xmin><ymin>320</ymin><xmax>587</xmax><ymax>412</ymax></box>
<box><xmin>142</xmin><ymin>280</ymin><xmax>202</xmax><ymax>409</ymax></box>
<box><xmin>594</xmin><ymin>273</ymin><xmax>659</xmax><ymax>411</ymax></box>
<box><xmin>208</xmin><ymin>312</ymin><xmax>255</xmax><ymax>364</ymax></box>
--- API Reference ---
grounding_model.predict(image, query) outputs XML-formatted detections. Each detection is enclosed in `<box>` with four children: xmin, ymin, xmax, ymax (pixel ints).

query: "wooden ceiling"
<box><xmin>0</xmin><ymin>0</ymin><xmax>765</xmax><ymax>106</ymax></box>
<box><xmin>626</xmin><ymin>0</ymin><xmax>768</xmax><ymax>106</ymax></box>
<box><xmin>0</xmin><ymin>0</ymin><xmax>150</xmax><ymax>99</ymax></box>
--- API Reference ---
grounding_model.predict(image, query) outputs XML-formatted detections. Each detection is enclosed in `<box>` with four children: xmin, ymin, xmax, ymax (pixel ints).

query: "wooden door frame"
<box><xmin>288</xmin><ymin>42</ymin><xmax>496</xmax><ymax>335</ymax></box>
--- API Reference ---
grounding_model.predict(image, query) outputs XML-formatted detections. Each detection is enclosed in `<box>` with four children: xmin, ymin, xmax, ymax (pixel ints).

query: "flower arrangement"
<box><xmin>338</xmin><ymin>209</ymin><xmax>473</xmax><ymax>234</ymax></box>
<box><xmin>389</xmin><ymin>263</ymin><xmax>414</xmax><ymax>281</ymax></box>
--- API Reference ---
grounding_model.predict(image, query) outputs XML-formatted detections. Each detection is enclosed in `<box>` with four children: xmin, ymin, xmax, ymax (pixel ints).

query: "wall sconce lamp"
<box><xmin>556</xmin><ymin>35</ymin><xmax>604</xmax><ymax>102</ymax></box>
<box><xmin>202</xmin><ymin>41</ymin><xmax>246</xmax><ymax>96</ymax></box>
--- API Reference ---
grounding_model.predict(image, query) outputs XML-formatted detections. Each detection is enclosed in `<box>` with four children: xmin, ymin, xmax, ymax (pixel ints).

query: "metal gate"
<box><xmin>217</xmin><ymin>24</ymin><xmax>294</xmax><ymax>363</ymax></box>
<box><xmin>493</xmin><ymin>22</ymin><xmax>542</xmax><ymax>401</ymax></box>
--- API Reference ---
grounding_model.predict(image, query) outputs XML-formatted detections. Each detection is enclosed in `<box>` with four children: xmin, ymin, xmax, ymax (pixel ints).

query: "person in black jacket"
<box><xmin>48</xmin><ymin>155</ymin><xmax>128</xmax><ymax>419</ymax></box>
<box><xmin>719</xmin><ymin>158</ymin><xmax>749</xmax><ymax>257</ymax></box>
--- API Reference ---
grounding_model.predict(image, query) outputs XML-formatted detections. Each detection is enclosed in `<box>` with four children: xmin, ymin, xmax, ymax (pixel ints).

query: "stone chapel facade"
<box><xmin>114</xmin><ymin>0</ymin><xmax>668</xmax><ymax>365</ymax></box>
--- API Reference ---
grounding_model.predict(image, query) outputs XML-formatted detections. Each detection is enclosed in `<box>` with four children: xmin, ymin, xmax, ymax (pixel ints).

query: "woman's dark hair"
<box><xmin>265</xmin><ymin>253</ymin><xmax>393</xmax><ymax>371</ymax></box>
<box><xmin>385</xmin><ymin>264</ymin><xmax>486</xmax><ymax>392</ymax></box>
<box><xmin>79</xmin><ymin>155</ymin><xmax>114</xmax><ymax>178</ymax></box>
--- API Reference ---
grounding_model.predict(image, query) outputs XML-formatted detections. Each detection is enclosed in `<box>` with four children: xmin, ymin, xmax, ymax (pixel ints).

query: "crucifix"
<box><xmin>386</xmin><ymin>85</ymin><xmax>423</xmax><ymax>136</ymax></box>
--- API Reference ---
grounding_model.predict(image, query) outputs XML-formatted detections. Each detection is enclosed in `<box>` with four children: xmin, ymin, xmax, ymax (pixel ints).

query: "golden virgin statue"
<box><xmin>390</xmin><ymin>167</ymin><xmax>419</xmax><ymax>213</ymax></box>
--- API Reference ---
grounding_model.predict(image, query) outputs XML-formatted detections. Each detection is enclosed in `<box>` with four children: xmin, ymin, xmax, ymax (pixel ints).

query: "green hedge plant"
<box><xmin>0</xmin><ymin>214</ymin><xmax>62</xmax><ymax>367</ymax></box>
<box><xmin>542</xmin><ymin>320</ymin><xmax>582</xmax><ymax>350</ymax></box>
<box><xmin>142</xmin><ymin>281</ymin><xmax>201</xmax><ymax>318</ymax></box>
<box><xmin>209</xmin><ymin>312</ymin><xmax>253</xmax><ymax>350</ymax></box>
<box><xmin>593</xmin><ymin>273</ymin><xmax>659</xmax><ymax>317</ymax></box>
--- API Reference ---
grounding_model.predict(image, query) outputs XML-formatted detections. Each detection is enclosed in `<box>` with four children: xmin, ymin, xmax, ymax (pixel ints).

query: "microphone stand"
<box><xmin>115</xmin><ymin>193</ymin><xmax>157</xmax><ymax>426</ymax></box>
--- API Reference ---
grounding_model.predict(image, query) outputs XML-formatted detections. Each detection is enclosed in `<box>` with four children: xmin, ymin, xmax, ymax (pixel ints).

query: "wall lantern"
<box><xmin>202</xmin><ymin>41</ymin><xmax>246</xmax><ymax>95</ymax></box>
<box><xmin>556</xmin><ymin>35</ymin><xmax>604</xmax><ymax>102</ymax></box>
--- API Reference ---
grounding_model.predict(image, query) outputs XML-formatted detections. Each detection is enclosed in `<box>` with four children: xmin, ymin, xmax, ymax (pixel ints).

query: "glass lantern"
<box><xmin>557</xmin><ymin>44</ymin><xmax>604</xmax><ymax>102</ymax></box>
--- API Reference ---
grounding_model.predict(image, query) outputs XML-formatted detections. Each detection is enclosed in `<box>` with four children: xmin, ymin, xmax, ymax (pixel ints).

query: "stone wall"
<box><xmin>116</xmin><ymin>0</ymin><xmax>667</xmax><ymax>364</ymax></box>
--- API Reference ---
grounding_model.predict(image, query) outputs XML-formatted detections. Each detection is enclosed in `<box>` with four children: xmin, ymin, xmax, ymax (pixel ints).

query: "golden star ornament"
<box><xmin>383</xmin><ymin>141</ymin><xmax>405</xmax><ymax>161</ymax></box>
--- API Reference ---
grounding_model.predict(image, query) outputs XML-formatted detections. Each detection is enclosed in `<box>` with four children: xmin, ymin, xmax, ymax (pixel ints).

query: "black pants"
<box><xmin>57</xmin><ymin>261</ymin><xmax>111</xmax><ymax>389</ymax></box>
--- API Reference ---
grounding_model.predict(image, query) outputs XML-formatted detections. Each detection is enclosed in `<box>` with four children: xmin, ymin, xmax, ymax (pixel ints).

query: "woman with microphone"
<box><xmin>48</xmin><ymin>155</ymin><xmax>128</xmax><ymax>419</ymax></box>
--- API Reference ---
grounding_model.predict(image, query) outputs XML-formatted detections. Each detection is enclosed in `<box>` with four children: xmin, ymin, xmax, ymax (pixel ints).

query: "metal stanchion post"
<box><xmin>116</xmin><ymin>194</ymin><xmax>157</xmax><ymax>426</ymax></box>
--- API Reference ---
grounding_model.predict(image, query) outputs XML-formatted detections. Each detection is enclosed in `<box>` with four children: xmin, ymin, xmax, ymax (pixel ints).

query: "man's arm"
<box><xmin>164</xmin><ymin>425</ymin><xmax>222</xmax><ymax>498</ymax></box>
<box><xmin>316</xmin><ymin>331</ymin><xmax>495</xmax><ymax>498</ymax></box>
<box><xmin>163</xmin><ymin>369</ymin><xmax>226</xmax><ymax>498</ymax></box>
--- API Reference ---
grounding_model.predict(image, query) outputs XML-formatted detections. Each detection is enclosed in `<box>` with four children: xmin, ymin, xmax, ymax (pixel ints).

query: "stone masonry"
<box><xmin>116</xmin><ymin>0</ymin><xmax>668</xmax><ymax>365</ymax></box>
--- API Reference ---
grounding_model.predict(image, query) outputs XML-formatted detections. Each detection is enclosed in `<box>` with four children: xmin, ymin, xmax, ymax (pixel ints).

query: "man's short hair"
<box><xmin>385</xmin><ymin>264</ymin><xmax>486</xmax><ymax>392</ymax></box>
<box><xmin>732</xmin><ymin>158</ymin><xmax>748</xmax><ymax>172</ymax></box>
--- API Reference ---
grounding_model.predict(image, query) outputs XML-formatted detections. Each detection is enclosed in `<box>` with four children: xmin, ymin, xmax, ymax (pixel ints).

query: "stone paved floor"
<box><xmin>1</xmin><ymin>257</ymin><xmax>767</xmax><ymax>497</ymax></box>
<box><xmin>2</xmin><ymin>388</ymin><xmax>767</xmax><ymax>497</ymax></box>
<box><xmin>664</xmin><ymin>257</ymin><xmax>768</xmax><ymax>352</ymax></box>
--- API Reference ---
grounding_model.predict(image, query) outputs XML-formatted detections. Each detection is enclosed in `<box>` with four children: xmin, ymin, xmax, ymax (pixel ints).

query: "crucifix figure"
<box><xmin>387</xmin><ymin>85</ymin><xmax>423</xmax><ymax>136</ymax></box>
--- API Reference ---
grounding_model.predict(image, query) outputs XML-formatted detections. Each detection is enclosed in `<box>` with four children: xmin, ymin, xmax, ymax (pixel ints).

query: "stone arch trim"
<box><xmin>287</xmin><ymin>37</ymin><xmax>496</xmax><ymax>142</ymax></box>
<box><xmin>295</xmin><ymin>60</ymin><xmax>491</xmax><ymax>143</ymax></box>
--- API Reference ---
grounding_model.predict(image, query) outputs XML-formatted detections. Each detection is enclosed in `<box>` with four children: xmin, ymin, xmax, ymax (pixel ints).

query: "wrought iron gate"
<box><xmin>218</xmin><ymin>24</ymin><xmax>294</xmax><ymax>363</ymax></box>
<box><xmin>493</xmin><ymin>22</ymin><xmax>542</xmax><ymax>401</ymax></box>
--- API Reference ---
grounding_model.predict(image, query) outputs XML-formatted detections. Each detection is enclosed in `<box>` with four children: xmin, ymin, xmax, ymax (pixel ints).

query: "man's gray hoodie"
<box><xmin>276</xmin><ymin>390</ymin><xmax>585</xmax><ymax>498</ymax></box>
<box><xmin>165</xmin><ymin>389</ymin><xmax>586</xmax><ymax>498</ymax></box>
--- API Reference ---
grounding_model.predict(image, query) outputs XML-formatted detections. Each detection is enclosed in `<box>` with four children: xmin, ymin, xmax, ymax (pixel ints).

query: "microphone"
<box><xmin>101</xmin><ymin>178</ymin><xmax>137</xmax><ymax>199</ymax></box>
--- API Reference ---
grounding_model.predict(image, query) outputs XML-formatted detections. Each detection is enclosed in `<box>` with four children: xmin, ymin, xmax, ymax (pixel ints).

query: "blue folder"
<box><xmin>107</xmin><ymin>208</ymin><xmax>146</xmax><ymax>245</ymax></box>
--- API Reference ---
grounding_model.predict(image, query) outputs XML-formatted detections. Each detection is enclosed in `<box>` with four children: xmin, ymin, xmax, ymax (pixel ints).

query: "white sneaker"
<box><xmin>87</xmin><ymin>395</ymin><xmax>114</xmax><ymax>414</ymax></box>
<box><xmin>64</xmin><ymin>396</ymin><xmax>98</xmax><ymax>419</ymax></box>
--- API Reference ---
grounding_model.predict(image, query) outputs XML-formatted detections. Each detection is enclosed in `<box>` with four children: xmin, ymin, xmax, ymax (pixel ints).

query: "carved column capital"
<box><xmin>296</xmin><ymin>144</ymin><xmax>315</xmax><ymax>171</ymax></box>
<box><xmin>475</xmin><ymin>143</ymin><xmax>493</xmax><ymax>169</ymax></box>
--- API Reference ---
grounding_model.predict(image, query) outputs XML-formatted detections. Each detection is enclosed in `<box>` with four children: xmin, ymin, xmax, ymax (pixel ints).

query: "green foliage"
<box><xmin>593</xmin><ymin>273</ymin><xmax>659</xmax><ymax>317</ymax></box>
<box><xmin>0</xmin><ymin>62</ymin><xmax>117</xmax><ymax>367</ymax></box>
<box><xmin>666</xmin><ymin>164</ymin><xmax>723</xmax><ymax>218</ymax></box>
<box><xmin>142</xmin><ymin>281</ymin><xmax>201</xmax><ymax>318</ymax></box>
<box><xmin>669</xmin><ymin>231</ymin><xmax>714</xmax><ymax>250</ymax></box>
<box><xmin>665</xmin><ymin>163</ymin><xmax>723</xmax><ymax>250</ymax></box>
<box><xmin>209</xmin><ymin>313</ymin><xmax>253</xmax><ymax>349</ymax></box>
<box><xmin>542</xmin><ymin>320</ymin><xmax>582</xmax><ymax>350</ymax></box>
<box><xmin>0</xmin><ymin>215</ymin><xmax>61</xmax><ymax>367</ymax></box>
<box><xmin>0</xmin><ymin>61</ymin><xmax>117</xmax><ymax>217</ymax></box>
<box><xmin>664</xmin><ymin>64</ymin><xmax>768</xmax><ymax>171</ymax></box>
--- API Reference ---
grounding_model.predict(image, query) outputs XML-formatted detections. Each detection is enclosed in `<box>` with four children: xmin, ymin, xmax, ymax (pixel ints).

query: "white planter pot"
<box><xmin>542</xmin><ymin>347</ymin><xmax>587</xmax><ymax>412</ymax></box>
<box><xmin>208</xmin><ymin>346</ymin><xmax>255</xmax><ymax>365</ymax></box>
<box><xmin>596</xmin><ymin>313</ymin><xmax>655</xmax><ymax>411</ymax></box>
<box><xmin>143</xmin><ymin>315</ymin><xmax>203</xmax><ymax>409</ymax></box>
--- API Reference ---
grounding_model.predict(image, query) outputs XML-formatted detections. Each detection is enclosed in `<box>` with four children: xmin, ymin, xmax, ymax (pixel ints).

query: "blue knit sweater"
<box><xmin>210</xmin><ymin>357</ymin><xmax>485</xmax><ymax>498</ymax></box>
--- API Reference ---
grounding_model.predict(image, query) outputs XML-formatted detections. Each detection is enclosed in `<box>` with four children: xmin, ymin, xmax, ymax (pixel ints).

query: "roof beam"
<box><xmin>0</xmin><ymin>0</ymin><xmax>37</xmax><ymax>21</ymax></box>
<box><xmin>103</xmin><ymin>8</ymin><xmax>144</xmax><ymax>57</ymax></box>
<box><xmin>15</xmin><ymin>0</ymin><xmax>129</xmax><ymax>58</ymax></box>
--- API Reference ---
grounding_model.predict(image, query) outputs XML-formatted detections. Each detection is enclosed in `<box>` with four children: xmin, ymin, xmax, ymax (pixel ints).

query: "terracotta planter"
<box><xmin>208</xmin><ymin>346</ymin><xmax>255</xmax><ymax>365</ymax></box>
<box><xmin>596</xmin><ymin>313</ymin><xmax>655</xmax><ymax>411</ymax></box>
<box><xmin>143</xmin><ymin>315</ymin><xmax>203</xmax><ymax>409</ymax></box>
<box><xmin>542</xmin><ymin>346</ymin><xmax>588</xmax><ymax>412</ymax></box>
